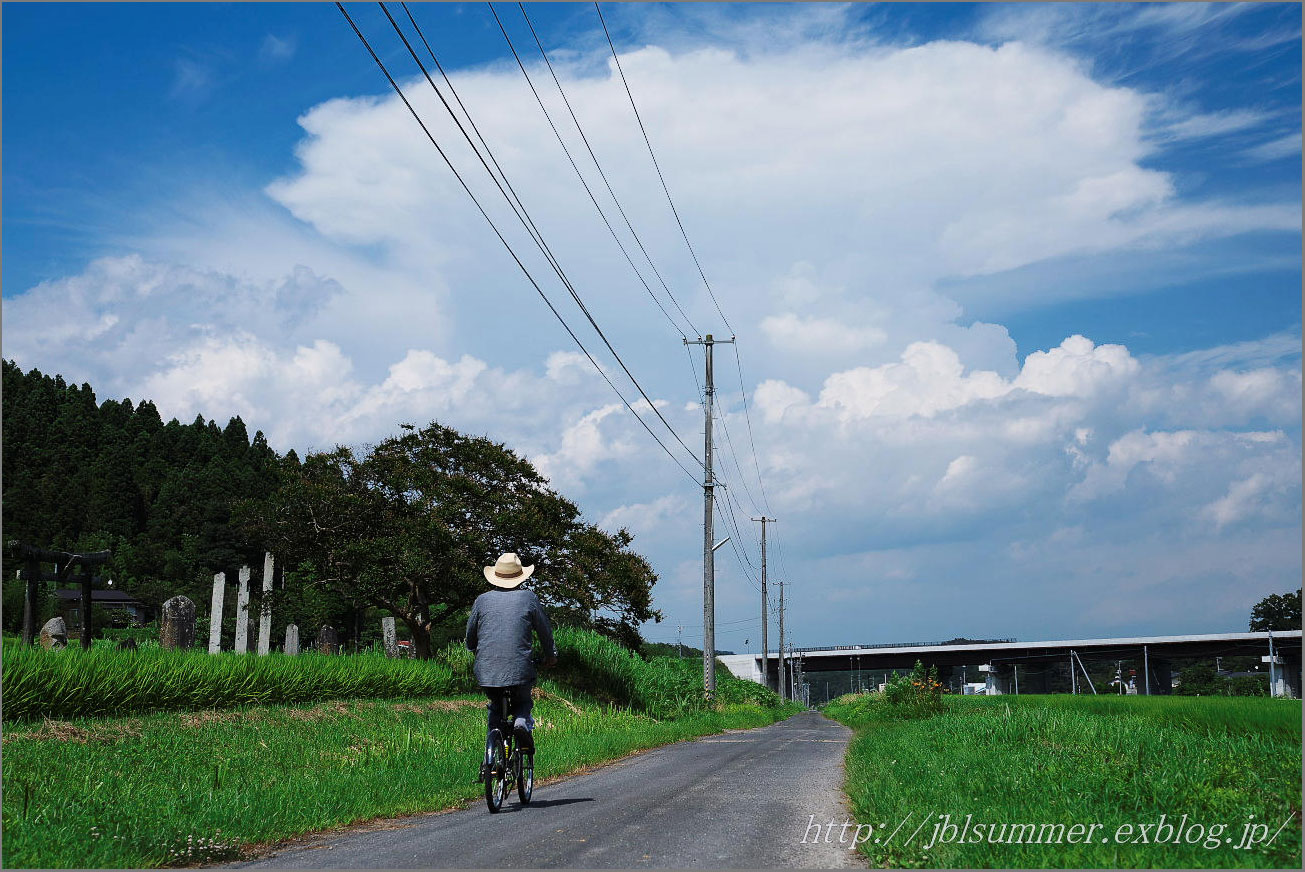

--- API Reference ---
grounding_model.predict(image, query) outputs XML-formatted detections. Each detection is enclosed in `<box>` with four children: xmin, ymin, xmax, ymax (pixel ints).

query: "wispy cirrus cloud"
<box><xmin>259</xmin><ymin>33</ymin><xmax>296</xmax><ymax>64</ymax></box>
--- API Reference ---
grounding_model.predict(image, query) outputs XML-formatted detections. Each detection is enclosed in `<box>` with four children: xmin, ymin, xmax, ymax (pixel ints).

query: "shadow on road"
<box><xmin>501</xmin><ymin>797</ymin><xmax>595</xmax><ymax>812</ymax></box>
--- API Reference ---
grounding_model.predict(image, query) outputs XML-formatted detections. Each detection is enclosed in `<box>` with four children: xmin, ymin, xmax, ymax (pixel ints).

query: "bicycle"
<box><xmin>481</xmin><ymin>685</ymin><xmax>534</xmax><ymax>813</ymax></box>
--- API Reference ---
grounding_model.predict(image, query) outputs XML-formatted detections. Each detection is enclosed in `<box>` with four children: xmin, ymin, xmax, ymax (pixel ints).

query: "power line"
<box><xmin>337</xmin><ymin>2</ymin><xmax>699</xmax><ymax>486</ymax></box>
<box><xmin>384</xmin><ymin>2</ymin><xmax>704</xmax><ymax>474</ymax></box>
<box><xmin>714</xmin><ymin>391</ymin><xmax>762</xmax><ymax>516</ymax></box>
<box><xmin>684</xmin><ymin>341</ymin><xmax>705</xmax><ymax>404</ymax></box>
<box><xmin>481</xmin><ymin>2</ymin><xmax>691</xmax><ymax>341</ymax></box>
<box><xmin>595</xmin><ymin>1</ymin><xmax>781</xmax><ymax>561</ymax></box>
<box><xmin>731</xmin><ymin>342</ymin><xmax>772</xmax><ymax>512</ymax></box>
<box><xmin>595</xmin><ymin>1</ymin><xmax>732</xmax><ymax>334</ymax></box>
<box><xmin>675</xmin><ymin>615</ymin><xmax>761</xmax><ymax>628</ymax></box>
<box><xmin>516</xmin><ymin>2</ymin><xmax>700</xmax><ymax>339</ymax></box>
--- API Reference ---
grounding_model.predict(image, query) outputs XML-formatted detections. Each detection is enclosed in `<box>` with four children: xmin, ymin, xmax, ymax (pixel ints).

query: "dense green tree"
<box><xmin>1175</xmin><ymin>662</ymin><xmax>1224</xmax><ymax>695</ymax></box>
<box><xmin>4</xmin><ymin>361</ymin><xmax>662</xmax><ymax>654</ymax></box>
<box><xmin>238</xmin><ymin>422</ymin><xmax>661</xmax><ymax>658</ymax></box>
<box><xmin>2</xmin><ymin>359</ymin><xmax>286</xmax><ymax>625</ymax></box>
<box><xmin>1250</xmin><ymin>588</ymin><xmax>1302</xmax><ymax>631</ymax></box>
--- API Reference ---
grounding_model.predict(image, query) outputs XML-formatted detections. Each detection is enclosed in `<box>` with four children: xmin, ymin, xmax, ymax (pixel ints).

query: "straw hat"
<box><xmin>484</xmin><ymin>552</ymin><xmax>535</xmax><ymax>588</ymax></box>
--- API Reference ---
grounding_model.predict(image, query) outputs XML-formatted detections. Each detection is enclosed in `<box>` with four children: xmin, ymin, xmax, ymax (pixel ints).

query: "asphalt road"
<box><xmin>236</xmin><ymin>710</ymin><xmax>866</xmax><ymax>869</ymax></box>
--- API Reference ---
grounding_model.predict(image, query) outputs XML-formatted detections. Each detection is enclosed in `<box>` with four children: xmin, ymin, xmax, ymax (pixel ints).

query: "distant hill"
<box><xmin>641</xmin><ymin>640</ymin><xmax>734</xmax><ymax>659</ymax></box>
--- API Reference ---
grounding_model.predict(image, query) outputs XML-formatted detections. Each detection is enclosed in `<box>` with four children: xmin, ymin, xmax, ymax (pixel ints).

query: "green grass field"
<box><xmin>824</xmin><ymin>693</ymin><xmax>1302</xmax><ymax>869</ymax></box>
<box><xmin>1</xmin><ymin>628</ymin><xmax>797</xmax><ymax>868</ymax></box>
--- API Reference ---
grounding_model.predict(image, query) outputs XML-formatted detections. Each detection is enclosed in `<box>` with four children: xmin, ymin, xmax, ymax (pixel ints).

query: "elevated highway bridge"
<box><xmin>718</xmin><ymin>630</ymin><xmax>1303</xmax><ymax>701</ymax></box>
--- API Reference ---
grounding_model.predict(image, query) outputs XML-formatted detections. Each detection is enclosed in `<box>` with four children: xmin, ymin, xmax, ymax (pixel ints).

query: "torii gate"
<box><xmin>7</xmin><ymin>541</ymin><xmax>111</xmax><ymax>649</ymax></box>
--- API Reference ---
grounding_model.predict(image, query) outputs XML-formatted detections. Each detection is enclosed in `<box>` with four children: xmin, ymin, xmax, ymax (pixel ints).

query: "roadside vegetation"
<box><xmin>2</xmin><ymin>627</ymin><xmax>767</xmax><ymax>723</ymax></box>
<box><xmin>1</xmin><ymin>629</ymin><xmax>798</xmax><ymax>868</ymax></box>
<box><xmin>824</xmin><ymin>667</ymin><xmax>1301</xmax><ymax>869</ymax></box>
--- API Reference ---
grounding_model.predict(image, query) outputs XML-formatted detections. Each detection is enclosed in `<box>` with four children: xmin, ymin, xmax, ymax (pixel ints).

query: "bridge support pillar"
<box><xmin>1283</xmin><ymin>651</ymin><xmax>1302</xmax><ymax>699</ymax></box>
<box><xmin>1148</xmin><ymin>658</ymin><xmax>1173</xmax><ymax>695</ymax></box>
<box><xmin>983</xmin><ymin>664</ymin><xmax>1013</xmax><ymax>694</ymax></box>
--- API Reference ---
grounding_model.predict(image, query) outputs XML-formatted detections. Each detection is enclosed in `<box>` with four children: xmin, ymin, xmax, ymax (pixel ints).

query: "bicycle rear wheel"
<box><xmin>484</xmin><ymin>729</ymin><xmax>506</xmax><ymax>813</ymax></box>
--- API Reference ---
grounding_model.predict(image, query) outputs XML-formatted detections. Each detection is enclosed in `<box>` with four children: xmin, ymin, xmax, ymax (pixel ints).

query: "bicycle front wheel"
<box><xmin>484</xmin><ymin>730</ymin><xmax>506</xmax><ymax>813</ymax></box>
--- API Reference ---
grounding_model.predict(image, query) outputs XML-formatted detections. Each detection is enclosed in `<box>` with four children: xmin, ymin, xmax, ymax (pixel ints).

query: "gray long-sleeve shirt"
<box><xmin>465</xmin><ymin>587</ymin><xmax>556</xmax><ymax>687</ymax></box>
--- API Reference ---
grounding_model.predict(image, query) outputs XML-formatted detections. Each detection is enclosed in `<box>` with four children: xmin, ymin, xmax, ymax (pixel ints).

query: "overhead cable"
<box><xmin>337</xmin><ymin>2</ymin><xmax>699</xmax><ymax>485</ymax></box>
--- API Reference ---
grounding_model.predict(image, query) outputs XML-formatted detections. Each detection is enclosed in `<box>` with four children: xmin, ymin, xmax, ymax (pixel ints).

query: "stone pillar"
<box><xmin>257</xmin><ymin>552</ymin><xmax>274</xmax><ymax>656</ymax></box>
<box><xmin>382</xmin><ymin>617</ymin><xmax>399</xmax><ymax>658</ymax></box>
<box><xmin>317</xmin><ymin>625</ymin><xmax>338</xmax><ymax>655</ymax></box>
<box><xmin>208</xmin><ymin>572</ymin><xmax>226</xmax><ymax>654</ymax></box>
<box><xmin>160</xmin><ymin>596</ymin><xmax>196</xmax><ymax>650</ymax></box>
<box><xmin>39</xmin><ymin>617</ymin><xmax>68</xmax><ymax>650</ymax></box>
<box><xmin>234</xmin><ymin>566</ymin><xmax>251</xmax><ymax>654</ymax></box>
<box><xmin>285</xmin><ymin>624</ymin><xmax>300</xmax><ymax>656</ymax></box>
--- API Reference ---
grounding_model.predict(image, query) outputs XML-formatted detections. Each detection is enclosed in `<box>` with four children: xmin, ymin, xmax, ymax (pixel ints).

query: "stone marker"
<box><xmin>257</xmin><ymin>552</ymin><xmax>274</xmax><ymax>656</ymax></box>
<box><xmin>382</xmin><ymin>616</ymin><xmax>399</xmax><ymax>658</ymax></box>
<box><xmin>285</xmin><ymin>624</ymin><xmax>300</xmax><ymax>656</ymax></box>
<box><xmin>234</xmin><ymin>565</ymin><xmax>251</xmax><ymax>654</ymax></box>
<box><xmin>39</xmin><ymin>617</ymin><xmax>68</xmax><ymax>650</ymax></box>
<box><xmin>208</xmin><ymin>572</ymin><xmax>226</xmax><ymax>654</ymax></box>
<box><xmin>160</xmin><ymin>595</ymin><xmax>197</xmax><ymax>650</ymax></box>
<box><xmin>317</xmin><ymin>625</ymin><xmax>338</xmax><ymax>655</ymax></box>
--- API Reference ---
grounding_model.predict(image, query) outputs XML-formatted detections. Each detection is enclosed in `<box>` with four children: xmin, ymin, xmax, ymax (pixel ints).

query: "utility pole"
<box><xmin>1143</xmin><ymin>645</ymin><xmax>1151</xmax><ymax>696</ymax></box>
<box><xmin>752</xmin><ymin>516</ymin><xmax>775</xmax><ymax>691</ymax></box>
<box><xmin>685</xmin><ymin>333</ymin><xmax>734</xmax><ymax>697</ymax></box>
<box><xmin>777</xmin><ymin>578</ymin><xmax>787</xmax><ymax>700</ymax></box>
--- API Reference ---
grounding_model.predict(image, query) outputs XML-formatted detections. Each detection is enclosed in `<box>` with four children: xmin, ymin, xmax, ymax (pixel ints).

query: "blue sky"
<box><xmin>3</xmin><ymin>3</ymin><xmax>1301</xmax><ymax>651</ymax></box>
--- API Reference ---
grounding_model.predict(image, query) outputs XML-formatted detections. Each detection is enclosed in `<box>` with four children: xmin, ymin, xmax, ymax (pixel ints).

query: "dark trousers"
<box><xmin>482</xmin><ymin>684</ymin><xmax>534</xmax><ymax>754</ymax></box>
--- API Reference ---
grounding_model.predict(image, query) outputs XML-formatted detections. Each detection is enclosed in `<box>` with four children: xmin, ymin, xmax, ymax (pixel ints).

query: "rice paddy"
<box><xmin>824</xmin><ymin>693</ymin><xmax>1302</xmax><ymax>868</ymax></box>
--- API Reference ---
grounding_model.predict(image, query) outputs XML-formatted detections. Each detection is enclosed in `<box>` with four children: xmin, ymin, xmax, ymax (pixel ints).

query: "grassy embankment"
<box><xmin>2</xmin><ymin>628</ymin><xmax>798</xmax><ymax>868</ymax></box>
<box><xmin>824</xmin><ymin>692</ymin><xmax>1302</xmax><ymax>869</ymax></box>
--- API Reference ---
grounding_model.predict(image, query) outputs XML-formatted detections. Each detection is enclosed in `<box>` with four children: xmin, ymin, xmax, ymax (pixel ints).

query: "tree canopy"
<box><xmin>2</xmin><ymin>359</ymin><xmax>289</xmax><ymax>632</ymax></box>
<box><xmin>237</xmin><ymin>422</ymin><xmax>661</xmax><ymax>657</ymax></box>
<box><xmin>4</xmin><ymin>360</ymin><xmax>661</xmax><ymax>654</ymax></box>
<box><xmin>1250</xmin><ymin>588</ymin><xmax>1302</xmax><ymax>632</ymax></box>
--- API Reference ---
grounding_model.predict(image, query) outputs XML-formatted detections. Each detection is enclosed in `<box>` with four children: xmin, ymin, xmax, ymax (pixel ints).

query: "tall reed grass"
<box><xmin>2</xmin><ymin>626</ymin><xmax>784</xmax><ymax>722</ymax></box>
<box><xmin>1</xmin><ymin>645</ymin><xmax>457</xmax><ymax>722</ymax></box>
<box><xmin>550</xmin><ymin>626</ymin><xmax>779</xmax><ymax>717</ymax></box>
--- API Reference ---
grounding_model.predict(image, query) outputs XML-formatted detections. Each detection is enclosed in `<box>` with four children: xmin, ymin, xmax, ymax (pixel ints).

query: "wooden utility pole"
<box><xmin>685</xmin><ymin>334</ymin><xmax>734</xmax><ymax>697</ymax></box>
<box><xmin>752</xmin><ymin>516</ymin><xmax>775</xmax><ymax>690</ymax></box>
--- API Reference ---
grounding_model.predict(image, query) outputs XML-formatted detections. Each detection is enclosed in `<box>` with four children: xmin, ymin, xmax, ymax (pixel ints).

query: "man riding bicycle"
<box><xmin>465</xmin><ymin>552</ymin><xmax>557</xmax><ymax>776</ymax></box>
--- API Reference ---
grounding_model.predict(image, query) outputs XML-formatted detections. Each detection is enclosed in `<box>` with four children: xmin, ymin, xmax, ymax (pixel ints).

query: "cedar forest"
<box><xmin>1</xmin><ymin>359</ymin><xmax>661</xmax><ymax>654</ymax></box>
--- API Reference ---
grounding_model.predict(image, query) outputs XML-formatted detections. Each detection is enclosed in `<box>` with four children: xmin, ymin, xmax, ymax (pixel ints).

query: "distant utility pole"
<box><xmin>778</xmin><ymin>578</ymin><xmax>787</xmax><ymax>701</ymax></box>
<box><xmin>752</xmin><ymin>516</ymin><xmax>776</xmax><ymax>691</ymax></box>
<box><xmin>685</xmin><ymin>333</ymin><xmax>734</xmax><ymax>697</ymax></box>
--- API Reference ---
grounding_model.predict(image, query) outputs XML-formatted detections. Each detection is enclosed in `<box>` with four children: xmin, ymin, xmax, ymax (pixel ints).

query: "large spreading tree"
<box><xmin>1250</xmin><ymin>588</ymin><xmax>1302</xmax><ymax>632</ymax></box>
<box><xmin>238</xmin><ymin>422</ymin><xmax>661</xmax><ymax>658</ymax></box>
